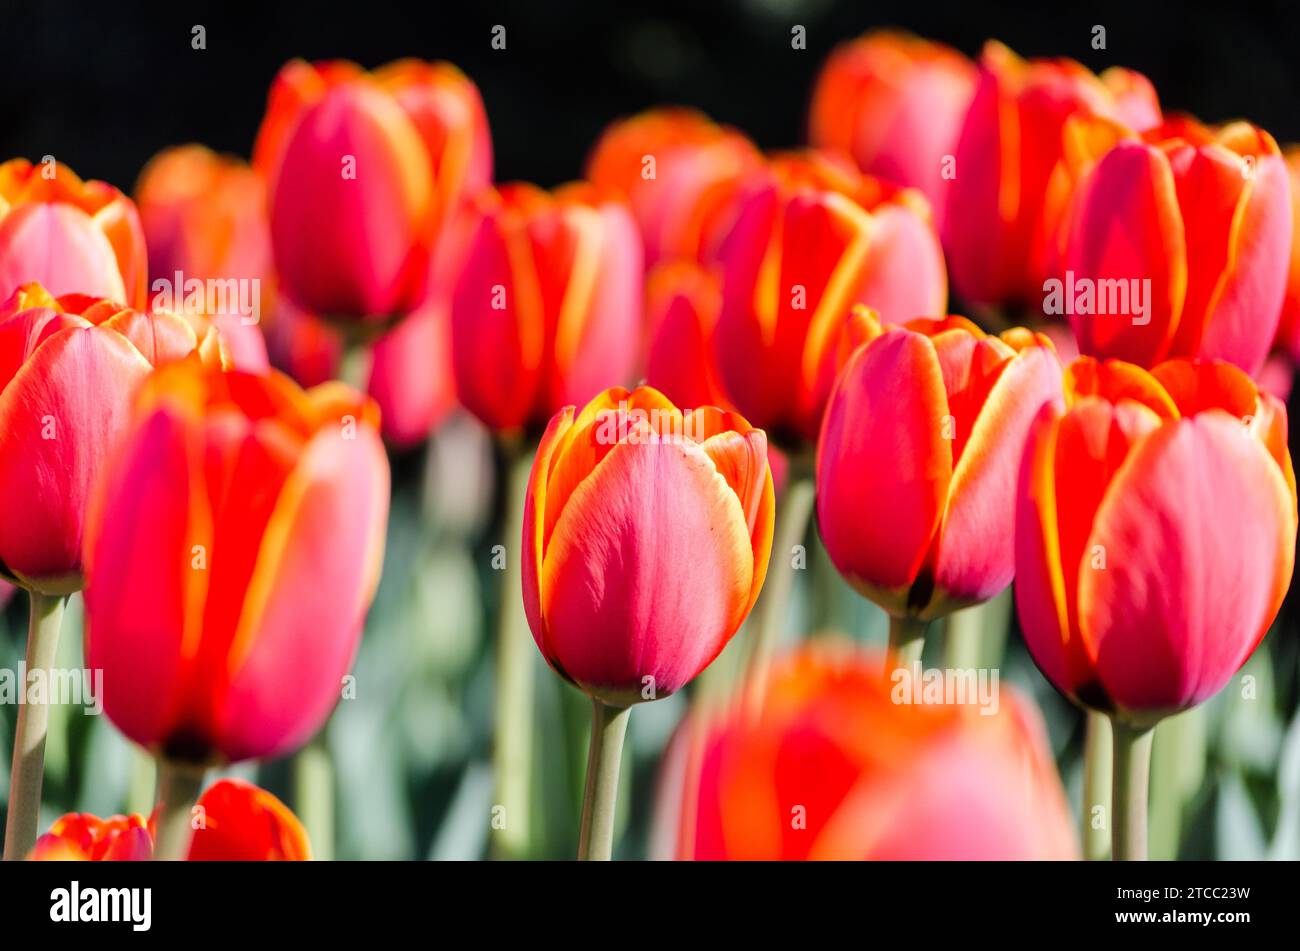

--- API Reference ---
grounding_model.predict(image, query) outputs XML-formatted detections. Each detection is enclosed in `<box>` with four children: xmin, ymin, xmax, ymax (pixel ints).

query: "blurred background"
<box><xmin>1</xmin><ymin>0</ymin><xmax>1299</xmax><ymax>859</ymax></box>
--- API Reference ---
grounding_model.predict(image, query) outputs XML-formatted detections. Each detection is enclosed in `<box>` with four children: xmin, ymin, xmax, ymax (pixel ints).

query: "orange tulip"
<box><xmin>451</xmin><ymin>183</ymin><xmax>643</xmax><ymax>433</ymax></box>
<box><xmin>522</xmin><ymin>386</ymin><xmax>774</xmax><ymax>704</ymax></box>
<box><xmin>0</xmin><ymin>158</ymin><xmax>146</xmax><ymax>308</ymax></box>
<box><xmin>1016</xmin><ymin>357</ymin><xmax>1296</xmax><ymax>721</ymax></box>
<box><xmin>1062</xmin><ymin>117</ymin><xmax>1291</xmax><ymax>375</ymax></box>
<box><xmin>586</xmin><ymin>107</ymin><xmax>761</xmax><ymax>267</ymax></box>
<box><xmin>809</xmin><ymin>31</ymin><xmax>976</xmax><ymax>227</ymax></box>
<box><xmin>944</xmin><ymin>41</ymin><xmax>1160</xmax><ymax>309</ymax></box>
<box><xmin>666</xmin><ymin>644</ymin><xmax>1077</xmax><ymax>859</ymax></box>
<box><xmin>1275</xmin><ymin>146</ymin><xmax>1300</xmax><ymax>363</ymax></box>
<box><xmin>713</xmin><ymin>151</ymin><xmax>944</xmax><ymax>445</ymax></box>
<box><xmin>816</xmin><ymin>315</ymin><xmax>1062</xmax><ymax>619</ymax></box>
<box><xmin>84</xmin><ymin>357</ymin><xmax>389</xmax><ymax>763</ymax></box>
<box><xmin>29</xmin><ymin>779</ymin><xmax>309</xmax><ymax>860</ymax></box>
<box><xmin>0</xmin><ymin>284</ymin><xmax>221</xmax><ymax>592</ymax></box>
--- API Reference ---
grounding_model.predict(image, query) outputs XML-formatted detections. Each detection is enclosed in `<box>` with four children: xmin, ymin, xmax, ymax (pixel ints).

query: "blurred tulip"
<box><xmin>643</xmin><ymin>259</ymin><xmax>727</xmax><ymax>410</ymax></box>
<box><xmin>0</xmin><ymin>283</ymin><xmax>221</xmax><ymax>592</ymax></box>
<box><xmin>671</xmin><ymin>644</ymin><xmax>1077</xmax><ymax>859</ymax></box>
<box><xmin>1270</xmin><ymin>146</ymin><xmax>1300</xmax><ymax>363</ymax></box>
<box><xmin>0</xmin><ymin>158</ymin><xmax>146</xmax><ymax>308</ymax></box>
<box><xmin>134</xmin><ymin>144</ymin><xmax>272</xmax><ymax>372</ymax></box>
<box><xmin>808</xmin><ymin>31</ymin><xmax>976</xmax><ymax>227</ymax></box>
<box><xmin>523</xmin><ymin>385</ymin><xmax>774</xmax><ymax>704</ymax></box>
<box><xmin>1016</xmin><ymin>356</ymin><xmax>1296</xmax><ymax>723</ymax></box>
<box><xmin>451</xmin><ymin>183</ymin><xmax>643</xmax><ymax>434</ymax></box>
<box><xmin>264</xmin><ymin>297</ymin><xmax>345</xmax><ymax>388</ymax></box>
<box><xmin>714</xmin><ymin>151</ymin><xmax>945</xmax><ymax>445</ymax></box>
<box><xmin>30</xmin><ymin>779</ymin><xmax>310</xmax><ymax>860</ymax></box>
<box><xmin>1062</xmin><ymin>118</ymin><xmax>1291</xmax><ymax>375</ymax></box>
<box><xmin>84</xmin><ymin>357</ymin><xmax>389</xmax><ymax>764</ymax></box>
<box><xmin>944</xmin><ymin>41</ymin><xmax>1160</xmax><ymax>309</ymax></box>
<box><xmin>817</xmin><ymin>315</ymin><xmax>1062</xmax><ymax>624</ymax></box>
<box><xmin>254</xmin><ymin>59</ymin><xmax>490</xmax><ymax>325</ymax></box>
<box><xmin>586</xmin><ymin>107</ymin><xmax>762</xmax><ymax>267</ymax></box>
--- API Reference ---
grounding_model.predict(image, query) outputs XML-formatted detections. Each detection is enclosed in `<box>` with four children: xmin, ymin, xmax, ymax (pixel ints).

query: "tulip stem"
<box><xmin>152</xmin><ymin>759</ymin><xmax>207</xmax><ymax>861</ymax></box>
<box><xmin>577</xmin><ymin>699</ymin><xmax>630</xmax><ymax>861</ymax></box>
<box><xmin>3</xmin><ymin>590</ymin><xmax>66</xmax><ymax>860</ymax></box>
<box><xmin>1111</xmin><ymin>720</ymin><xmax>1153</xmax><ymax>861</ymax></box>
<box><xmin>887</xmin><ymin>614</ymin><xmax>927</xmax><ymax>670</ymax></box>
<box><xmin>1082</xmin><ymin>711</ymin><xmax>1112</xmax><ymax>860</ymax></box>
<box><xmin>741</xmin><ymin>471</ymin><xmax>815</xmax><ymax>717</ymax></box>
<box><xmin>293</xmin><ymin>734</ymin><xmax>334</xmax><ymax>860</ymax></box>
<box><xmin>491</xmin><ymin>445</ymin><xmax>537</xmax><ymax>859</ymax></box>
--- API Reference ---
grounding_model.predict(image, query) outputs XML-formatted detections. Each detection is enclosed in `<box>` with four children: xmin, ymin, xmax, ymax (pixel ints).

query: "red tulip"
<box><xmin>0</xmin><ymin>284</ymin><xmax>220</xmax><ymax>592</ymax></box>
<box><xmin>808</xmin><ymin>30</ymin><xmax>976</xmax><ymax>227</ymax></box>
<box><xmin>643</xmin><ymin>259</ymin><xmax>728</xmax><ymax>410</ymax></box>
<box><xmin>522</xmin><ymin>386</ymin><xmax>774</xmax><ymax>704</ymax></box>
<box><xmin>713</xmin><ymin>151</ymin><xmax>944</xmax><ymax>445</ymax></box>
<box><xmin>451</xmin><ymin>183</ymin><xmax>643</xmax><ymax>433</ymax></box>
<box><xmin>1016</xmin><ymin>356</ymin><xmax>1296</xmax><ymax>721</ymax></box>
<box><xmin>1062</xmin><ymin>118</ymin><xmax>1292</xmax><ymax>375</ymax></box>
<box><xmin>586</xmin><ymin>108</ymin><xmax>762</xmax><ymax>267</ymax></box>
<box><xmin>29</xmin><ymin>778</ymin><xmax>309</xmax><ymax>860</ymax></box>
<box><xmin>1275</xmin><ymin>146</ymin><xmax>1300</xmax><ymax>363</ymax></box>
<box><xmin>84</xmin><ymin>357</ymin><xmax>389</xmax><ymax>762</ymax></box>
<box><xmin>944</xmin><ymin>41</ymin><xmax>1160</xmax><ymax>309</ymax></box>
<box><xmin>669</xmin><ymin>644</ymin><xmax>1077</xmax><ymax>859</ymax></box>
<box><xmin>0</xmin><ymin>158</ymin><xmax>146</xmax><ymax>308</ymax></box>
<box><xmin>816</xmin><ymin>315</ymin><xmax>1062</xmax><ymax>618</ymax></box>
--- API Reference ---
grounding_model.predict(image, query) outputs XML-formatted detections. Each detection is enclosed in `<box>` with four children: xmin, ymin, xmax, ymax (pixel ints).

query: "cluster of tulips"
<box><xmin>0</xmin><ymin>28</ymin><xmax>1295</xmax><ymax>862</ymax></box>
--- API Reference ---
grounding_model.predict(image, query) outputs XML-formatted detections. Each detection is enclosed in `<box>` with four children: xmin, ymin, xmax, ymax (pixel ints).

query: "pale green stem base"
<box><xmin>577</xmin><ymin>700</ymin><xmax>630</xmax><ymax>861</ymax></box>
<box><xmin>293</xmin><ymin>735</ymin><xmax>334</xmax><ymax>860</ymax></box>
<box><xmin>153</xmin><ymin>760</ymin><xmax>207</xmax><ymax>861</ymax></box>
<box><xmin>887</xmin><ymin>614</ymin><xmax>927</xmax><ymax>670</ymax></box>
<box><xmin>1082</xmin><ymin>711</ymin><xmax>1112</xmax><ymax>861</ymax></box>
<box><xmin>3</xmin><ymin>591</ymin><xmax>66</xmax><ymax>860</ymax></box>
<box><xmin>1111</xmin><ymin>720</ymin><xmax>1154</xmax><ymax>861</ymax></box>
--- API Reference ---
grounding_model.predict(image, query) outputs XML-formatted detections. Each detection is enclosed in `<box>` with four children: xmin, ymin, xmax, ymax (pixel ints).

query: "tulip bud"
<box><xmin>643</xmin><ymin>259</ymin><xmax>727</xmax><ymax>410</ymax></box>
<box><xmin>816</xmin><ymin>315</ymin><xmax>1062</xmax><ymax>619</ymax></box>
<box><xmin>0</xmin><ymin>158</ymin><xmax>147</xmax><ymax>308</ymax></box>
<box><xmin>522</xmin><ymin>386</ymin><xmax>774</xmax><ymax>705</ymax></box>
<box><xmin>84</xmin><ymin>357</ymin><xmax>390</xmax><ymax>763</ymax></box>
<box><xmin>1016</xmin><ymin>356</ymin><xmax>1297</xmax><ymax>723</ymax></box>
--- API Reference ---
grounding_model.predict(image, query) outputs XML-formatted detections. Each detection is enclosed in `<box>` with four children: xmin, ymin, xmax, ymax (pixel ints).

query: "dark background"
<box><xmin>4</xmin><ymin>0</ymin><xmax>1300</xmax><ymax>194</ymax></box>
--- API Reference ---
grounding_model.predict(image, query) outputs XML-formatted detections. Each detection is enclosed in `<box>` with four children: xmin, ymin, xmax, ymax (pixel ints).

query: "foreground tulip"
<box><xmin>30</xmin><ymin>779</ymin><xmax>310</xmax><ymax>861</ymax></box>
<box><xmin>523</xmin><ymin>386</ymin><xmax>774</xmax><ymax>858</ymax></box>
<box><xmin>451</xmin><ymin>182</ymin><xmax>642</xmax><ymax>434</ymax></box>
<box><xmin>817</xmin><ymin>315</ymin><xmax>1062</xmax><ymax>661</ymax></box>
<box><xmin>0</xmin><ymin>158</ymin><xmax>147</xmax><ymax>308</ymax></box>
<box><xmin>714</xmin><ymin>151</ymin><xmax>944</xmax><ymax>447</ymax></box>
<box><xmin>664</xmin><ymin>644</ymin><xmax>1076</xmax><ymax>859</ymax></box>
<box><xmin>1062</xmin><ymin>118</ymin><xmax>1292</xmax><ymax>375</ymax></box>
<box><xmin>254</xmin><ymin>59</ymin><xmax>489</xmax><ymax>326</ymax></box>
<box><xmin>84</xmin><ymin>356</ymin><xmax>389</xmax><ymax>858</ymax></box>
<box><xmin>586</xmin><ymin>108</ymin><xmax>762</xmax><ymax>266</ymax></box>
<box><xmin>808</xmin><ymin>31</ymin><xmax>976</xmax><ymax>227</ymax></box>
<box><xmin>1015</xmin><ymin>356</ymin><xmax>1297</xmax><ymax>858</ymax></box>
<box><xmin>944</xmin><ymin>41</ymin><xmax>1160</xmax><ymax>309</ymax></box>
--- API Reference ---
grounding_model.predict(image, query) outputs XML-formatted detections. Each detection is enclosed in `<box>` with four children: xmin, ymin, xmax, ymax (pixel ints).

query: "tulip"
<box><xmin>586</xmin><ymin>107</ymin><xmax>762</xmax><ymax>267</ymax></box>
<box><xmin>523</xmin><ymin>385</ymin><xmax>774</xmax><ymax>857</ymax></box>
<box><xmin>643</xmin><ymin>259</ymin><xmax>728</xmax><ymax>410</ymax></box>
<box><xmin>134</xmin><ymin>144</ymin><xmax>272</xmax><ymax>372</ymax></box>
<box><xmin>1015</xmin><ymin>356</ymin><xmax>1296</xmax><ymax>857</ymax></box>
<box><xmin>944</xmin><ymin>41</ymin><xmax>1160</xmax><ymax>309</ymax></box>
<box><xmin>254</xmin><ymin>59</ymin><xmax>490</xmax><ymax>326</ymax></box>
<box><xmin>808</xmin><ymin>30</ymin><xmax>976</xmax><ymax>228</ymax></box>
<box><xmin>713</xmin><ymin>151</ymin><xmax>944</xmax><ymax>447</ymax></box>
<box><xmin>83</xmin><ymin>356</ymin><xmax>389</xmax><ymax>856</ymax></box>
<box><xmin>29</xmin><ymin>779</ymin><xmax>310</xmax><ymax>860</ymax></box>
<box><xmin>816</xmin><ymin>315</ymin><xmax>1062</xmax><ymax>661</ymax></box>
<box><xmin>1061</xmin><ymin>118</ymin><xmax>1292</xmax><ymax>375</ymax></box>
<box><xmin>1274</xmin><ymin>146</ymin><xmax>1300</xmax><ymax>363</ymax></box>
<box><xmin>667</xmin><ymin>644</ymin><xmax>1076</xmax><ymax>859</ymax></box>
<box><xmin>451</xmin><ymin>182</ymin><xmax>643</xmax><ymax>434</ymax></box>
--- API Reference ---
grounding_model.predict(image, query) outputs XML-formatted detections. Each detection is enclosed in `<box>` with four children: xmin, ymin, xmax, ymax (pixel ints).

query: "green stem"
<box><xmin>3</xmin><ymin>590</ymin><xmax>66</xmax><ymax>860</ymax></box>
<box><xmin>887</xmin><ymin>614</ymin><xmax>927</xmax><ymax>669</ymax></box>
<box><xmin>741</xmin><ymin>472</ymin><xmax>815</xmax><ymax>717</ymax></box>
<box><xmin>337</xmin><ymin>340</ymin><xmax>372</xmax><ymax>391</ymax></box>
<box><xmin>152</xmin><ymin>759</ymin><xmax>207</xmax><ymax>861</ymax></box>
<box><xmin>1082</xmin><ymin>711</ymin><xmax>1112</xmax><ymax>861</ymax></box>
<box><xmin>577</xmin><ymin>699</ymin><xmax>630</xmax><ymax>861</ymax></box>
<box><xmin>1111</xmin><ymin>720</ymin><xmax>1154</xmax><ymax>861</ymax></box>
<box><xmin>491</xmin><ymin>446</ymin><xmax>536</xmax><ymax>859</ymax></box>
<box><xmin>293</xmin><ymin>734</ymin><xmax>333</xmax><ymax>860</ymax></box>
